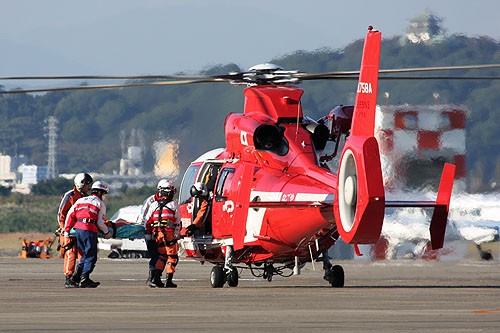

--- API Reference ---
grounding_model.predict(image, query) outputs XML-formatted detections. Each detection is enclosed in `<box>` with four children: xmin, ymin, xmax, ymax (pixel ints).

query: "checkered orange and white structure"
<box><xmin>375</xmin><ymin>104</ymin><xmax>468</xmax><ymax>190</ymax></box>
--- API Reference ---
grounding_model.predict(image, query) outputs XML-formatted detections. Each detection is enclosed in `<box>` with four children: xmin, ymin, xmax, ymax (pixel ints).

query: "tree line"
<box><xmin>0</xmin><ymin>34</ymin><xmax>499</xmax><ymax>190</ymax></box>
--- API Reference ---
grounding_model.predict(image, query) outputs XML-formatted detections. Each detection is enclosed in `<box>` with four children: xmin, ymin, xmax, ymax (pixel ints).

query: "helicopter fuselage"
<box><xmin>178</xmin><ymin>85</ymin><xmax>339</xmax><ymax>264</ymax></box>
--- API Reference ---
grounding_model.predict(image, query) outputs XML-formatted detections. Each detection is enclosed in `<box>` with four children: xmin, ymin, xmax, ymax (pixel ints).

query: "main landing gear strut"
<box><xmin>321</xmin><ymin>250</ymin><xmax>344</xmax><ymax>287</ymax></box>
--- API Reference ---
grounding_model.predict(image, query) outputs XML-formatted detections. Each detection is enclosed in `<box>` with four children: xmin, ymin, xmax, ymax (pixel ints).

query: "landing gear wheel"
<box><xmin>210</xmin><ymin>265</ymin><xmax>225</xmax><ymax>288</ymax></box>
<box><xmin>329</xmin><ymin>265</ymin><xmax>344</xmax><ymax>288</ymax></box>
<box><xmin>227</xmin><ymin>268</ymin><xmax>238</xmax><ymax>287</ymax></box>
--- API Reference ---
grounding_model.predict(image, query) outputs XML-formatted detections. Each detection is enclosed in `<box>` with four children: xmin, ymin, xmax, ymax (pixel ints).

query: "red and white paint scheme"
<box><xmin>177</xmin><ymin>28</ymin><xmax>456</xmax><ymax>288</ymax></box>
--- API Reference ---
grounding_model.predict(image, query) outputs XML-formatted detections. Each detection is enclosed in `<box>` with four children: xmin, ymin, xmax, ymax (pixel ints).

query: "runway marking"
<box><xmin>120</xmin><ymin>278</ymin><xmax>263</xmax><ymax>282</ymax></box>
<box><xmin>473</xmin><ymin>309</ymin><xmax>500</xmax><ymax>314</ymax></box>
<box><xmin>120</xmin><ymin>278</ymin><xmax>203</xmax><ymax>282</ymax></box>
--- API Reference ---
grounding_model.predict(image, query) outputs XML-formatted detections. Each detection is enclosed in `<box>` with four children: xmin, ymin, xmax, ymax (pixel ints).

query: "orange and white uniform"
<box><xmin>192</xmin><ymin>198</ymin><xmax>209</xmax><ymax>228</ymax></box>
<box><xmin>57</xmin><ymin>186</ymin><xmax>85</xmax><ymax>276</ymax></box>
<box><xmin>145</xmin><ymin>199</ymin><xmax>180</xmax><ymax>274</ymax></box>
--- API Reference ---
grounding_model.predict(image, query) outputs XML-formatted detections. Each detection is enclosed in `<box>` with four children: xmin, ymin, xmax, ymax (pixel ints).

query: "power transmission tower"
<box><xmin>45</xmin><ymin>116</ymin><xmax>58</xmax><ymax>179</ymax></box>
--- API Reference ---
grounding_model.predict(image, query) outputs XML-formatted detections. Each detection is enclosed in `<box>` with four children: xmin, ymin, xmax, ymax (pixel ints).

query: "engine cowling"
<box><xmin>334</xmin><ymin>136</ymin><xmax>385</xmax><ymax>244</ymax></box>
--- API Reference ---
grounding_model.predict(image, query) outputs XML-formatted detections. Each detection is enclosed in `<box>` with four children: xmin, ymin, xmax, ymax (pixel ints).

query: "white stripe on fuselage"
<box><xmin>250</xmin><ymin>191</ymin><xmax>334</xmax><ymax>204</ymax></box>
<box><xmin>180</xmin><ymin>191</ymin><xmax>335</xmax><ymax>254</ymax></box>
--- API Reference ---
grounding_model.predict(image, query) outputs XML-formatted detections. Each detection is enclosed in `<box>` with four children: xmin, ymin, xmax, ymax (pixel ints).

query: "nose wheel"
<box><xmin>210</xmin><ymin>265</ymin><xmax>225</xmax><ymax>288</ymax></box>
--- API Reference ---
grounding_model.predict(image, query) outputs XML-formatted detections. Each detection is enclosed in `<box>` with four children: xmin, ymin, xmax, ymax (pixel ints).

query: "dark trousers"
<box><xmin>75</xmin><ymin>229</ymin><xmax>98</xmax><ymax>275</ymax></box>
<box><xmin>146</xmin><ymin>239</ymin><xmax>159</xmax><ymax>271</ymax></box>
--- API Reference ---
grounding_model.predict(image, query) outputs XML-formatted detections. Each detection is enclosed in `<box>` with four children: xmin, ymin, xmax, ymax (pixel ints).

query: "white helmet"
<box><xmin>157</xmin><ymin>179</ymin><xmax>176</xmax><ymax>196</ymax></box>
<box><xmin>91</xmin><ymin>180</ymin><xmax>109</xmax><ymax>194</ymax></box>
<box><xmin>74</xmin><ymin>173</ymin><xmax>93</xmax><ymax>190</ymax></box>
<box><xmin>190</xmin><ymin>182</ymin><xmax>208</xmax><ymax>197</ymax></box>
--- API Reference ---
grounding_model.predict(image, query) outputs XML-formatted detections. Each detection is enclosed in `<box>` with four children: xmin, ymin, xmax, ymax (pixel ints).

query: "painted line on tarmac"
<box><xmin>120</xmin><ymin>278</ymin><xmax>262</xmax><ymax>282</ymax></box>
<box><xmin>473</xmin><ymin>309</ymin><xmax>500</xmax><ymax>314</ymax></box>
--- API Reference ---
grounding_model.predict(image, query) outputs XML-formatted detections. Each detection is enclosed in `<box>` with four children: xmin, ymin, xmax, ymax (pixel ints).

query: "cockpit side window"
<box><xmin>215</xmin><ymin>168</ymin><xmax>235</xmax><ymax>201</ymax></box>
<box><xmin>178</xmin><ymin>165</ymin><xmax>200</xmax><ymax>205</ymax></box>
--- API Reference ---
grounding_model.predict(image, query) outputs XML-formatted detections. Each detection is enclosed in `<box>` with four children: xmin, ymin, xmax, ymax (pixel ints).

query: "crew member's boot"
<box><xmin>64</xmin><ymin>275</ymin><xmax>78</xmax><ymax>288</ymax></box>
<box><xmin>71</xmin><ymin>266</ymin><xmax>83</xmax><ymax>285</ymax></box>
<box><xmin>164</xmin><ymin>273</ymin><xmax>177</xmax><ymax>288</ymax></box>
<box><xmin>151</xmin><ymin>269</ymin><xmax>164</xmax><ymax>288</ymax></box>
<box><xmin>80</xmin><ymin>272</ymin><xmax>100</xmax><ymax>288</ymax></box>
<box><xmin>146</xmin><ymin>270</ymin><xmax>154</xmax><ymax>285</ymax></box>
<box><xmin>147</xmin><ymin>270</ymin><xmax>158</xmax><ymax>288</ymax></box>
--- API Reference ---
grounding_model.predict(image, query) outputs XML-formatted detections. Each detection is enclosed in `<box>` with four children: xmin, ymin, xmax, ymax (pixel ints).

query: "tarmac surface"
<box><xmin>0</xmin><ymin>257</ymin><xmax>499</xmax><ymax>332</ymax></box>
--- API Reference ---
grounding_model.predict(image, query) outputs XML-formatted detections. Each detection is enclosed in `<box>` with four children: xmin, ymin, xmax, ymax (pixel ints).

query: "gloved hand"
<box><xmin>185</xmin><ymin>224</ymin><xmax>199</xmax><ymax>236</ymax></box>
<box><xmin>144</xmin><ymin>233</ymin><xmax>152</xmax><ymax>241</ymax></box>
<box><xmin>104</xmin><ymin>231</ymin><xmax>112</xmax><ymax>239</ymax></box>
<box><xmin>62</xmin><ymin>230</ymin><xmax>71</xmax><ymax>238</ymax></box>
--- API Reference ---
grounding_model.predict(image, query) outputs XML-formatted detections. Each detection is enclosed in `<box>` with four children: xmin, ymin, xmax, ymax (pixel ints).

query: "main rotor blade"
<box><xmin>297</xmin><ymin>64</ymin><xmax>500</xmax><ymax>79</ymax></box>
<box><xmin>0</xmin><ymin>74</ymin><xmax>217</xmax><ymax>80</ymax></box>
<box><xmin>0</xmin><ymin>78</ymin><xmax>228</xmax><ymax>94</ymax></box>
<box><xmin>3</xmin><ymin>64</ymin><xmax>499</xmax><ymax>83</ymax></box>
<box><xmin>303</xmin><ymin>75</ymin><xmax>500</xmax><ymax>81</ymax></box>
<box><xmin>380</xmin><ymin>76</ymin><xmax>500</xmax><ymax>80</ymax></box>
<box><xmin>379</xmin><ymin>63</ymin><xmax>500</xmax><ymax>74</ymax></box>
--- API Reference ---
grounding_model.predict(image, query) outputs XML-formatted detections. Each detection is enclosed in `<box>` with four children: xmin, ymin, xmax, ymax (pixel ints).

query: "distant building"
<box><xmin>21</xmin><ymin>165</ymin><xmax>49</xmax><ymax>184</ymax></box>
<box><xmin>119</xmin><ymin>129</ymin><xmax>145</xmax><ymax>176</ymax></box>
<box><xmin>400</xmin><ymin>10</ymin><xmax>446</xmax><ymax>45</ymax></box>
<box><xmin>119</xmin><ymin>146</ymin><xmax>144</xmax><ymax>176</ymax></box>
<box><xmin>0</xmin><ymin>153</ymin><xmax>27</xmax><ymax>185</ymax></box>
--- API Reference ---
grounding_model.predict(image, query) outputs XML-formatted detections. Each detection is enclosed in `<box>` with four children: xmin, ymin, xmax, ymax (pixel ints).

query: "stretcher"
<box><xmin>100</xmin><ymin>219</ymin><xmax>146</xmax><ymax>239</ymax></box>
<box><xmin>68</xmin><ymin>219</ymin><xmax>146</xmax><ymax>239</ymax></box>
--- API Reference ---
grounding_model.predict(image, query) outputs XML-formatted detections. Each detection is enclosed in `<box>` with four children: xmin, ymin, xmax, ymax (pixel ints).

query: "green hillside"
<box><xmin>1</xmin><ymin>34</ymin><xmax>499</xmax><ymax>190</ymax></box>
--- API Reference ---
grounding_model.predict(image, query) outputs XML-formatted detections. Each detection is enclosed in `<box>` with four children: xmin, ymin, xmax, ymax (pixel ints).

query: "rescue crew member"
<box><xmin>57</xmin><ymin>172</ymin><xmax>93</xmax><ymax>288</ymax></box>
<box><xmin>144</xmin><ymin>180</ymin><xmax>180</xmax><ymax>288</ymax></box>
<box><xmin>137</xmin><ymin>179</ymin><xmax>169</xmax><ymax>287</ymax></box>
<box><xmin>64</xmin><ymin>180</ymin><xmax>112</xmax><ymax>288</ymax></box>
<box><xmin>185</xmin><ymin>182</ymin><xmax>211</xmax><ymax>237</ymax></box>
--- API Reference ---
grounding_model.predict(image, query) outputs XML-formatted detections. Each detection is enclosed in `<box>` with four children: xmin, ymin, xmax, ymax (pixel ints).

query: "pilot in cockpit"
<box><xmin>186</xmin><ymin>182</ymin><xmax>212</xmax><ymax>237</ymax></box>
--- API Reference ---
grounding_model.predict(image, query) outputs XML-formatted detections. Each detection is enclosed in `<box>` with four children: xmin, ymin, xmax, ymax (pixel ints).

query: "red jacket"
<box><xmin>65</xmin><ymin>194</ymin><xmax>109</xmax><ymax>234</ymax></box>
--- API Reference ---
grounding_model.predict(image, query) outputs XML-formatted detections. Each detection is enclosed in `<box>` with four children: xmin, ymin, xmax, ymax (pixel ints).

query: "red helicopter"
<box><xmin>174</xmin><ymin>28</ymin><xmax>456</xmax><ymax>288</ymax></box>
<box><xmin>2</xmin><ymin>27</ymin><xmax>499</xmax><ymax>288</ymax></box>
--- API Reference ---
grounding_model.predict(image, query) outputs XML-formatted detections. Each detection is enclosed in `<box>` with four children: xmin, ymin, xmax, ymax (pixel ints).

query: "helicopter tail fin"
<box><xmin>334</xmin><ymin>29</ymin><xmax>386</xmax><ymax>244</ymax></box>
<box><xmin>350</xmin><ymin>28</ymin><xmax>381</xmax><ymax>137</ymax></box>
<box><xmin>429</xmin><ymin>163</ymin><xmax>455</xmax><ymax>249</ymax></box>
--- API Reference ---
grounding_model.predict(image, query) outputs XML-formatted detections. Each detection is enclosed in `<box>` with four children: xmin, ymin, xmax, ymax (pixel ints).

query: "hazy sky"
<box><xmin>1</xmin><ymin>0</ymin><xmax>499</xmax><ymax>77</ymax></box>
